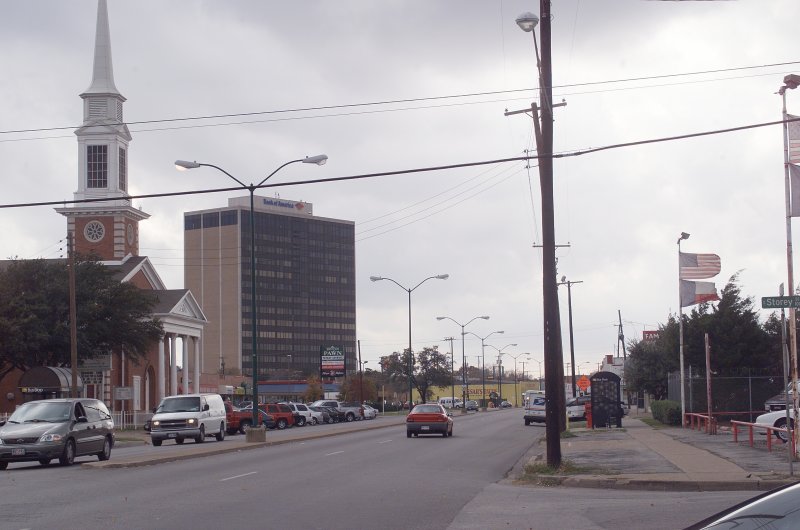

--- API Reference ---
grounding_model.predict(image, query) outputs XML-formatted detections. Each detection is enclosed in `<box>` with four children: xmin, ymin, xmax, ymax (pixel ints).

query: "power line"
<box><xmin>2</xmin><ymin>60</ymin><xmax>797</xmax><ymax>136</ymax></box>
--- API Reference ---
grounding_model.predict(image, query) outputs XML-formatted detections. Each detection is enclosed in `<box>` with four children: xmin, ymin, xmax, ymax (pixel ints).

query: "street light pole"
<box><xmin>437</xmin><ymin>315</ymin><xmax>490</xmax><ymax>411</ymax></box>
<box><xmin>371</xmin><ymin>274</ymin><xmax>449</xmax><ymax>409</ymax></box>
<box><xmin>175</xmin><ymin>154</ymin><xmax>327</xmax><ymax>428</ymax></box>
<box><xmin>485</xmin><ymin>343</ymin><xmax>518</xmax><ymax>404</ymax></box>
<box><xmin>780</xmin><ymin>74</ymin><xmax>800</xmax><ymax>444</ymax></box>
<box><xmin>558</xmin><ymin>276</ymin><xmax>583</xmax><ymax>398</ymax></box>
<box><xmin>465</xmin><ymin>330</ymin><xmax>504</xmax><ymax>410</ymax></box>
<box><xmin>508</xmin><ymin>353</ymin><xmax>531</xmax><ymax>407</ymax></box>
<box><xmin>443</xmin><ymin>337</ymin><xmax>455</xmax><ymax>406</ymax></box>
<box><xmin>677</xmin><ymin>231</ymin><xmax>690</xmax><ymax>425</ymax></box>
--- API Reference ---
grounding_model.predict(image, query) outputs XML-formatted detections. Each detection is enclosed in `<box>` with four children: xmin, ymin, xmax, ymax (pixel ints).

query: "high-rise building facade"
<box><xmin>184</xmin><ymin>197</ymin><xmax>356</xmax><ymax>382</ymax></box>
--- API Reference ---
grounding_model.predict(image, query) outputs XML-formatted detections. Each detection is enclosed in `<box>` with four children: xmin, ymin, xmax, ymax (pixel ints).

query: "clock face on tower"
<box><xmin>127</xmin><ymin>223</ymin><xmax>135</xmax><ymax>245</ymax></box>
<box><xmin>84</xmin><ymin>220</ymin><xmax>105</xmax><ymax>242</ymax></box>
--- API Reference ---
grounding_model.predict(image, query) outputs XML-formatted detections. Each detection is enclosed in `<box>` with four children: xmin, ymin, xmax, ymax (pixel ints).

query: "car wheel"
<box><xmin>59</xmin><ymin>439</ymin><xmax>76</xmax><ymax>466</ymax></box>
<box><xmin>216</xmin><ymin>424</ymin><xmax>225</xmax><ymax>441</ymax></box>
<box><xmin>176</xmin><ymin>438</ymin><xmax>185</xmax><ymax>444</ymax></box>
<box><xmin>442</xmin><ymin>431</ymin><xmax>448</xmax><ymax>438</ymax></box>
<box><xmin>407</xmin><ymin>431</ymin><xmax>412</xmax><ymax>438</ymax></box>
<box><xmin>152</xmin><ymin>438</ymin><xmax>162</xmax><ymax>447</ymax></box>
<box><xmin>346</xmin><ymin>413</ymin><xmax>355</xmax><ymax>422</ymax></box>
<box><xmin>296</xmin><ymin>416</ymin><xmax>306</xmax><ymax>427</ymax></box>
<box><xmin>97</xmin><ymin>437</ymin><xmax>111</xmax><ymax>461</ymax></box>
<box><xmin>239</xmin><ymin>419</ymin><xmax>252</xmax><ymax>434</ymax></box>
<box><xmin>311</xmin><ymin>417</ymin><xmax>318</xmax><ymax>426</ymax></box>
<box><xmin>277</xmin><ymin>418</ymin><xmax>287</xmax><ymax>430</ymax></box>
<box><xmin>524</xmin><ymin>419</ymin><xmax>530</xmax><ymax>426</ymax></box>
<box><xmin>775</xmin><ymin>418</ymin><xmax>794</xmax><ymax>442</ymax></box>
<box><xmin>0</xmin><ymin>462</ymin><xmax>7</xmax><ymax>470</ymax></box>
<box><xmin>39</xmin><ymin>459</ymin><xmax>51</xmax><ymax>466</ymax></box>
<box><xmin>449</xmin><ymin>428</ymin><xmax>453</xmax><ymax>437</ymax></box>
<box><xmin>195</xmin><ymin>425</ymin><xmax>206</xmax><ymax>443</ymax></box>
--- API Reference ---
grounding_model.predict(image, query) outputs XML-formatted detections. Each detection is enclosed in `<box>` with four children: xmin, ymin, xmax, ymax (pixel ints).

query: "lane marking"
<box><xmin>325</xmin><ymin>450</ymin><xmax>345</xmax><ymax>456</ymax></box>
<box><xmin>377</xmin><ymin>440</ymin><xmax>393</xmax><ymax>444</ymax></box>
<box><xmin>220</xmin><ymin>471</ymin><xmax>257</xmax><ymax>482</ymax></box>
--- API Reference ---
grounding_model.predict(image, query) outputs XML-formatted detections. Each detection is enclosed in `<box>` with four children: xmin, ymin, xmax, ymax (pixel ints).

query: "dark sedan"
<box><xmin>406</xmin><ymin>404</ymin><xmax>453</xmax><ymax>438</ymax></box>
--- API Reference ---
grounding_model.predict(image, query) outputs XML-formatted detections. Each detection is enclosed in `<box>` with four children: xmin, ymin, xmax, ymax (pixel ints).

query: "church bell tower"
<box><xmin>56</xmin><ymin>0</ymin><xmax>149</xmax><ymax>259</ymax></box>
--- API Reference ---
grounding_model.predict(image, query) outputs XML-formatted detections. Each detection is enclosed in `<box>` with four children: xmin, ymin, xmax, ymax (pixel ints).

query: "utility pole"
<box><xmin>558</xmin><ymin>277</ymin><xmax>582</xmax><ymax>397</ymax></box>
<box><xmin>68</xmin><ymin>232</ymin><xmax>79</xmax><ymax>398</ymax></box>
<box><xmin>617</xmin><ymin>310</ymin><xmax>627</xmax><ymax>359</ymax></box>
<box><xmin>510</xmin><ymin>2</ymin><xmax>565</xmax><ymax>467</ymax></box>
<box><xmin>444</xmin><ymin>337</ymin><xmax>455</xmax><ymax>406</ymax></box>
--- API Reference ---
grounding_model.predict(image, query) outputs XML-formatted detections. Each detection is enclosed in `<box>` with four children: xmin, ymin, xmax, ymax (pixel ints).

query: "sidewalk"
<box><xmin>519</xmin><ymin>415</ymin><xmax>799</xmax><ymax>491</ymax></box>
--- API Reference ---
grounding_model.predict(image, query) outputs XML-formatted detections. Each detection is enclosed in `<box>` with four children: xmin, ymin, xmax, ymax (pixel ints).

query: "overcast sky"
<box><xmin>2</xmin><ymin>1</ymin><xmax>799</xmax><ymax>378</ymax></box>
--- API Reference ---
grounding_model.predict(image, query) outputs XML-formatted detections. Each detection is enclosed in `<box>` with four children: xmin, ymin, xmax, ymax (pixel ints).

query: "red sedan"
<box><xmin>406</xmin><ymin>404</ymin><xmax>453</xmax><ymax>438</ymax></box>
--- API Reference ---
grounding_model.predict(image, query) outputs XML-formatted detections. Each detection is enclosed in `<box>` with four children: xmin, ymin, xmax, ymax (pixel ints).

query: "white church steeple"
<box><xmin>57</xmin><ymin>0</ymin><xmax>149</xmax><ymax>260</ymax></box>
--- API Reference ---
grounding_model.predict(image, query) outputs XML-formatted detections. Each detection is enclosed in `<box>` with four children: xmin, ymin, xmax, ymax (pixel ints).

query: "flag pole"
<box><xmin>781</xmin><ymin>82</ymin><xmax>799</xmax><ymax>450</ymax></box>
<box><xmin>677</xmin><ymin>233</ymin><xmax>688</xmax><ymax>428</ymax></box>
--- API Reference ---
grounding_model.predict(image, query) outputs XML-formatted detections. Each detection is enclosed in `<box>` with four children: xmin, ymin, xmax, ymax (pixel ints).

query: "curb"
<box><xmin>517</xmin><ymin>473</ymin><xmax>798</xmax><ymax>492</ymax></box>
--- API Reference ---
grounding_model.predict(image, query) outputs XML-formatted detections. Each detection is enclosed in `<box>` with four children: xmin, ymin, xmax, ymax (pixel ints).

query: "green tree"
<box><xmin>626</xmin><ymin>332</ymin><xmax>675</xmax><ymax>400</ymax></box>
<box><xmin>0</xmin><ymin>257</ymin><xmax>164</xmax><ymax>385</ymax></box>
<box><xmin>382</xmin><ymin>346</ymin><xmax>452</xmax><ymax>403</ymax></box>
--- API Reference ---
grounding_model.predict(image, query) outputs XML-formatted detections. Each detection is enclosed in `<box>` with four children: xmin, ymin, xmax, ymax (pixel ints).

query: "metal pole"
<box><xmin>678</xmin><ymin>237</ymin><xmax>686</xmax><ymax>427</ymax></box>
<box><xmin>567</xmin><ymin>282</ymin><xmax>576</xmax><ymax>398</ymax></box>
<box><xmin>249</xmin><ymin>188</ymin><xmax>258</xmax><ymax>426</ymax></box>
<box><xmin>705</xmin><ymin>333</ymin><xmax>712</xmax><ymax>434</ymax></box>
<box><xmin>408</xmin><ymin>288</ymin><xmax>413</xmax><ymax>408</ymax></box>
<box><xmin>481</xmin><ymin>339</ymin><xmax>486</xmax><ymax>410</ymax></box>
<box><xmin>781</xmin><ymin>283</ymin><xmax>794</xmax><ymax>475</ymax></box>
<box><xmin>462</xmin><ymin>324</ymin><xmax>467</xmax><ymax>412</ymax></box>
<box><xmin>782</xmin><ymin>90</ymin><xmax>799</xmax><ymax>455</ymax></box>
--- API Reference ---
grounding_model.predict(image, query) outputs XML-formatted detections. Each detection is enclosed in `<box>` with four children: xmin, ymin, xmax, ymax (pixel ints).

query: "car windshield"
<box><xmin>8</xmin><ymin>401</ymin><xmax>71</xmax><ymax>423</ymax></box>
<box><xmin>412</xmin><ymin>405</ymin><xmax>443</xmax><ymax>414</ymax></box>
<box><xmin>157</xmin><ymin>397</ymin><xmax>201</xmax><ymax>413</ymax></box>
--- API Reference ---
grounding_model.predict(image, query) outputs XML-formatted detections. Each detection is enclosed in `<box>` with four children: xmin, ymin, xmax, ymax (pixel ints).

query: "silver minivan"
<box><xmin>150</xmin><ymin>393</ymin><xmax>226</xmax><ymax>446</ymax></box>
<box><xmin>0</xmin><ymin>398</ymin><xmax>115</xmax><ymax>469</ymax></box>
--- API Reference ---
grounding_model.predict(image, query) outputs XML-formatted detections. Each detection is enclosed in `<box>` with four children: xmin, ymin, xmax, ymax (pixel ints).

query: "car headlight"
<box><xmin>39</xmin><ymin>433</ymin><xmax>63</xmax><ymax>443</ymax></box>
<box><xmin>152</xmin><ymin>420</ymin><xmax>161</xmax><ymax>427</ymax></box>
<box><xmin>187</xmin><ymin>418</ymin><xmax>197</xmax><ymax>425</ymax></box>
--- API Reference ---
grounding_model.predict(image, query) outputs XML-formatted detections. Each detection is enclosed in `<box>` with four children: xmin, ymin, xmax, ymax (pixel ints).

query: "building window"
<box><xmin>119</xmin><ymin>147</ymin><xmax>127</xmax><ymax>191</ymax></box>
<box><xmin>203</xmin><ymin>212</ymin><xmax>220</xmax><ymax>228</ymax></box>
<box><xmin>184</xmin><ymin>214</ymin><xmax>201</xmax><ymax>230</ymax></box>
<box><xmin>220</xmin><ymin>210</ymin><xmax>238</xmax><ymax>226</ymax></box>
<box><xmin>87</xmin><ymin>145</ymin><xmax>108</xmax><ymax>188</ymax></box>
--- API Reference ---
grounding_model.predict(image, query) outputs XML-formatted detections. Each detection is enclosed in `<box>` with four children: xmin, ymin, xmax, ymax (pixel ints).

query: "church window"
<box><xmin>87</xmin><ymin>145</ymin><xmax>108</xmax><ymax>188</ymax></box>
<box><xmin>119</xmin><ymin>147</ymin><xmax>127</xmax><ymax>191</ymax></box>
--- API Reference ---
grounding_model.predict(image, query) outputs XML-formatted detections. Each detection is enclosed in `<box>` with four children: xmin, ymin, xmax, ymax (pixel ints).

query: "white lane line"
<box><xmin>325</xmin><ymin>450</ymin><xmax>345</xmax><ymax>456</ymax></box>
<box><xmin>220</xmin><ymin>471</ymin><xmax>258</xmax><ymax>482</ymax></box>
<box><xmin>377</xmin><ymin>440</ymin><xmax>393</xmax><ymax>444</ymax></box>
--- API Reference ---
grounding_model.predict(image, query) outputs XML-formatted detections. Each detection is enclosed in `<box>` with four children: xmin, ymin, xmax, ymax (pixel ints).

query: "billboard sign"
<box><xmin>320</xmin><ymin>345</ymin><xmax>345</xmax><ymax>378</ymax></box>
<box><xmin>642</xmin><ymin>330</ymin><xmax>660</xmax><ymax>342</ymax></box>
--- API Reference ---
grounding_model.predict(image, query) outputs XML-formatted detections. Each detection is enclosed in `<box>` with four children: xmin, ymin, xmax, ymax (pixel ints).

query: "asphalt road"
<box><xmin>0</xmin><ymin>411</ymin><xmax>762</xmax><ymax>530</ymax></box>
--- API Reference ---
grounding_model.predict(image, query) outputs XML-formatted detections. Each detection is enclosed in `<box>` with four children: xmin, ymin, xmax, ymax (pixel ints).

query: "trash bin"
<box><xmin>585</xmin><ymin>402</ymin><xmax>592</xmax><ymax>429</ymax></box>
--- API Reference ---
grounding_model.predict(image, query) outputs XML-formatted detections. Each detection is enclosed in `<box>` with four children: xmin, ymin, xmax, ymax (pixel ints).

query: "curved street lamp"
<box><xmin>437</xmin><ymin>315</ymin><xmax>490</xmax><ymax>411</ymax></box>
<box><xmin>465</xmin><ymin>330</ymin><xmax>503</xmax><ymax>410</ymax></box>
<box><xmin>485</xmin><ymin>343</ymin><xmax>517</xmax><ymax>403</ymax></box>
<box><xmin>175</xmin><ymin>154</ymin><xmax>327</xmax><ymax>429</ymax></box>
<box><xmin>370</xmin><ymin>274</ymin><xmax>448</xmax><ymax>408</ymax></box>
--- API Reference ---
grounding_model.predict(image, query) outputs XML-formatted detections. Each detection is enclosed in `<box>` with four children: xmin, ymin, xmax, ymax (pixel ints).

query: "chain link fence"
<box><xmin>668</xmin><ymin>369</ymin><xmax>785</xmax><ymax>423</ymax></box>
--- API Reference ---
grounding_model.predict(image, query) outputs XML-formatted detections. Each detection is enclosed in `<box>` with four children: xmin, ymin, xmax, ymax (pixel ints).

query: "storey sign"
<box><xmin>761</xmin><ymin>296</ymin><xmax>800</xmax><ymax>309</ymax></box>
<box><xmin>320</xmin><ymin>345</ymin><xmax>345</xmax><ymax>378</ymax></box>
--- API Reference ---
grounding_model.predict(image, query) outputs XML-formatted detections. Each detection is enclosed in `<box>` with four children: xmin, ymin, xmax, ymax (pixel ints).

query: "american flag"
<box><xmin>680</xmin><ymin>252</ymin><xmax>721</xmax><ymax>280</ymax></box>
<box><xmin>788</xmin><ymin>114</ymin><xmax>800</xmax><ymax>164</ymax></box>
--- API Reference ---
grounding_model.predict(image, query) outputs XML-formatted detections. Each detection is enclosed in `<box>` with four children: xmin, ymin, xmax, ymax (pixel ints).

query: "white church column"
<box><xmin>194</xmin><ymin>336</ymin><xmax>201</xmax><ymax>394</ymax></box>
<box><xmin>170</xmin><ymin>334</ymin><xmax>178</xmax><ymax>396</ymax></box>
<box><xmin>158</xmin><ymin>336</ymin><xmax>165</xmax><ymax>401</ymax></box>
<box><xmin>182</xmin><ymin>336</ymin><xmax>189</xmax><ymax>395</ymax></box>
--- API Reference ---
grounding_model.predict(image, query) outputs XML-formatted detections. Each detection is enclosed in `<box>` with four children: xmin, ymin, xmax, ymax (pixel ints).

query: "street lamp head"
<box><xmin>369</xmin><ymin>276</ymin><xmax>383</xmax><ymax>282</ymax></box>
<box><xmin>784</xmin><ymin>74</ymin><xmax>800</xmax><ymax>90</ymax></box>
<box><xmin>303</xmin><ymin>154</ymin><xmax>328</xmax><ymax>166</ymax></box>
<box><xmin>680</xmin><ymin>232</ymin><xmax>690</xmax><ymax>240</ymax></box>
<box><xmin>435</xmin><ymin>274</ymin><xmax>450</xmax><ymax>280</ymax></box>
<box><xmin>436</xmin><ymin>316</ymin><xmax>446</xmax><ymax>321</ymax></box>
<box><xmin>480</xmin><ymin>316</ymin><xmax>490</xmax><ymax>320</ymax></box>
<box><xmin>175</xmin><ymin>160</ymin><xmax>200</xmax><ymax>171</ymax></box>
<box><xmin>516</xmin><ymin>12</ymin><xmax>539</xmax><ymax>32</ymax></box>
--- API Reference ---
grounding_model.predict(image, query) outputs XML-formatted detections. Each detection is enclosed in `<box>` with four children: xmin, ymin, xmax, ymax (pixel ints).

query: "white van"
<box><xmin>150</xmin><ymin>393</ymin><xmax>227</xmax><ymax>446</ymax></box>
<box><xmin>438</xmin><ymin>397</ymin><xmax>463</xmax><ymax>409</ymax></box>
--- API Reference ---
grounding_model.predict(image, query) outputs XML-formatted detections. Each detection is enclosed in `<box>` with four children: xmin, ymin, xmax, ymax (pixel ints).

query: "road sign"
<box><xmin>576</xmin><ymin>375</ymin><xmax>590</xmax><ymax>391</ymax></box>
<box><xmin>761</xmin><ymin>296</ymin><xmax>800</xmax><ymax>309</ymax></box>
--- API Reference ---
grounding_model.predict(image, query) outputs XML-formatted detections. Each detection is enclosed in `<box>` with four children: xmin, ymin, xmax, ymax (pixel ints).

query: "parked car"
<box><xmin>0</xmin><ymin>398</ymin><xmax>115</xmax><ymax>469</ymax></box>
<box><xmin>465</xmin><ymin>400</ymin><xmax>479</xmax><ymax>411</ymax></box>
<box><xmin>406</xmin><ymin>403</ymin><xmax>453</xmax><ymax>438</ymax></box>
<box><xmin>566</xmin><ymin>395</ymin><xmax>591</xmax><ymax>420</ymax></box>
<box><xmin>362</xmin><ymin>404</ymin><xmax>377</xmax><ymax>419</ymax></box>
<box><xmin>309</xmin><ymin>406</ymin><xmax>333</xmax><ymax>424</ymax></box>
<box><xmin>499</xmin><ymin>400</ymin><xmax>512</xmax><ymax>409</ymax></box>
<box><xmin>764</xmin><ymin>384</ymin><xmax>793</xmax><ymax>411</ymax></box>
<box><xmin>281</xmin><ymin>402</ymin><xmax>315</xmax><ymax>426</ymax></box>
<box><xmin>686</xmin><ymin>481</ymin><xmax>800</xmax><ymax>529</ymax></box>
<box><xmin>755</xmin><ymin>409</ymin><xmax>795</xmax><ymax>442</ymax></box>
<box><xmin>309</xmin><ymin>400</ymin><xmax>364</xmax><ymax>422</ymax></box>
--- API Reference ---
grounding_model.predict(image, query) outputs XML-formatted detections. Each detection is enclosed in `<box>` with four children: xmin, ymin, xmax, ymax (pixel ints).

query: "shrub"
<box><xmin>651</xmin><ymin>399</ymin><xmax>682</xmax><ymax>425</ymax></box>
